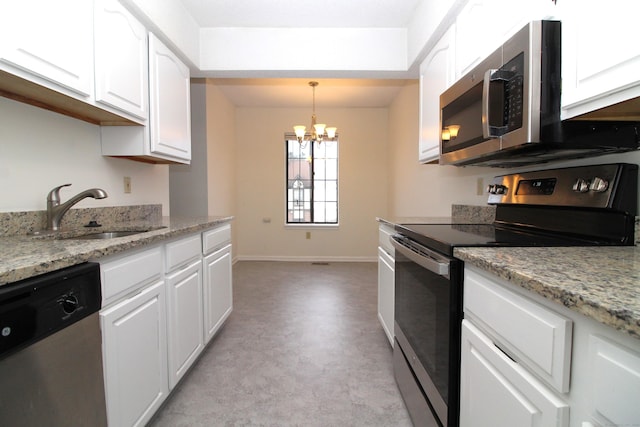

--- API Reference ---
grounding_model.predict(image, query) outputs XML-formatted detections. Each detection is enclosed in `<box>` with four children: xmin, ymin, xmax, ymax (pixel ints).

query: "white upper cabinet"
<box><xmin>1</xmin><ymin>0</ymin><xmax>94</xmax><ymax>99</ymax></box>
<box><xmin>559</xmin><ymin>0</ymin><xmax>640</xmax><ymax>119</ymax></box>
<box><xmin>419</xmin><ymin>26</ymin><xmax>455</xmax><ymax>163</ymax></box>
<box><xmin>94</xmin><ymin>0</ymin><xmax>148</xmax><ymax>121</ymax></box>
<box><xmin>101</xmin><ymin>33</ymin><xmax>191</xmax><ymax>164</ymax></box>
<box><xmin>148</xmin><ymin>33</ymin><xmax>192</xmax><ymax>161</ymax></box>
<box><xmin>455</xmin><ymin>0</ymin><xmax>557</xmax><ymax>78</ymax></box>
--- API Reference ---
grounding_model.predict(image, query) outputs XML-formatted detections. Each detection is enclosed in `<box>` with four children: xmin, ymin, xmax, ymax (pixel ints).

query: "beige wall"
<box><xmin>234</xmin><ymin>106</ymin><xmax>388</xmax><ymax>261</ymax></box>
<box><xmin>0</xmin><ymin>97</ymin><xmax>170</xmax><ymax>213</ymax></box>
<box><xmin>205</xmin><ymin>82</ymin><xmax>236</xmax><ymax>217</ymax></box>
<box><xmin>388</xmin><ymin>81</ymin><xmax>496</xmax><ymax>217</ymax></box>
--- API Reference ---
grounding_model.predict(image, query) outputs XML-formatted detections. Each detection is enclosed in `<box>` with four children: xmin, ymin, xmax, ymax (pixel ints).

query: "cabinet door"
<box><xmin>2</xmin><ymin>0</ymin><xmax>93</xmax><ymax>98</ymax></box>
<box><xmin>586</xmin><ymin>335</ymin><xmax>640</xmax><ymax>427</ymax></box>
<box><xmin>94</xmin><ymin>0</ymin><xmax>148</xmax><ymax>120</ymax></box>
<box><xmin>454</xmin><ymin>0</ymin><xmax>487</xmax><ymax>78</ymax></box>
<box><xmin>377</xmin><ymin>247</ymin><xmax>394</xmax><ymax>346</ymax></box>
<box><xmin>464</xmin><ymin>268</ymin><xmax>572</xmax><ymax>393</ymax></box>
<box><xmin>166</xmin><ymin>260</ymin><xmax>204</xmax><ymax>389</ymax></box>
<box><xmin>419</xmin><ymin>26</ymin><xmax>455</xmax><ymax>163</ymax></box>
<box><xmin>101</xmin><ymin>280</ymin><xmax>168</xmax><ymax>427</ymax></box>
<box><xmin>455</xmin><ymin>0</ymin><xmax>557</xmax><ymax>78</ymax></box>
<box><xmin>148</xmin><ymin>33</ymin><xmax>191</xmax><ymax>161</ymax></box>
<box><xmin>560</xmin><ymin>0</ymin><xmax>640</xmax><ymax>119</ymax></box>
<box><xmin>460</xmin><ymin>320</ymin><xmax>569</xmax><ymax>427</ymax></box>
<box><xmin>203</xmin><ymin>244</ymin><xmax>233</xmax><ymax>344</ymax></box>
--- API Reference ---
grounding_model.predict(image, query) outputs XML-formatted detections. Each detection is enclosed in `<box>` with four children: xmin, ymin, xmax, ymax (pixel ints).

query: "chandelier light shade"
<box><xmin>293</xmin><ymin>81</ymin><xmax>337</xmax><ymax>145</ymax></box>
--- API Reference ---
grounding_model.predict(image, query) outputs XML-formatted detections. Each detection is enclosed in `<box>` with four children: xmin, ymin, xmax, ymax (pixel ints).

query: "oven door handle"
<box><xmin>391</xmin><ymin>235</ymin><xmax>450</xmax><ymax>277</ymax></box>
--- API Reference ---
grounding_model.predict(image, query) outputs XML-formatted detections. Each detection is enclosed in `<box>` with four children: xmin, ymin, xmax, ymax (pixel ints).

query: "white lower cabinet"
<box><xmin>585</xmin><ymin>335</ymin><xmax>640</xmax><ymax>427</ymax></box>
<box><xmin>203</xmin><ymin>244</ymin><xmax>233</xmax><ymax>344</ymax></box>
<box><xmin>461</xmin><ymin>266</ymin><xmax>570</xmax><ymax>427</ymax></box>
<box><xmin>101</xmin><ymin>280</ymin><xmax>168</xmax><ymax>427</ymax></box>
<box><xmin>99</xmin><ymin>223</ymin><xmax>233</xmax><ymax>426</ymax></box>
<box><xmin>460</xmin><ymin>320</ymin><xmax>569</xmax><ymax>427</ymax></box>
<box><xmin>166</xmin><ymin>260</ymin><xmax>204</xmax><ymax>389</ymax></box>
<box><xmin>462</xmin><ymin>265</ymin><xmax>640</xmax><ymax>427</ymax></box>
<box><xmin>377</xmin><ymin>223</ymin><xmax>395</xmax><ymax>346</ymax></box>
<box><xmin>377</xmin><ymin>247</ymin><xmax>394</xmax><ymax>346</ymax></box>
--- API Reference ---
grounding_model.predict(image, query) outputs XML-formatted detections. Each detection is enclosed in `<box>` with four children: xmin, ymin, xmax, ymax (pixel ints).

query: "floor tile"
<box><xmin>149</xmin><ymin>261</ymin><xmax>411</xmax><ymax>427</ymax></box>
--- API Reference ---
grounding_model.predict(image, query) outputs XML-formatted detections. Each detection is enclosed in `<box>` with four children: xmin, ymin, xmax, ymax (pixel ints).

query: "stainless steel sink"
<box><xmin>70</xmin><ymin>230</ymin><xmax>148</xmax><ymax>240</ymax></box>
<box><xmin>30</xmin><ymin>226</ymin><xmax>166</xmax><ymax>240</ymax></box>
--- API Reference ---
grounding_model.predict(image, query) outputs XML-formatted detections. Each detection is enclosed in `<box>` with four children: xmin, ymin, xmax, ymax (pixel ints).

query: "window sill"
<box><xmin>285</xmin><ymin>223</ymin><xmax>339</xmax><ymax>229</ymax></box>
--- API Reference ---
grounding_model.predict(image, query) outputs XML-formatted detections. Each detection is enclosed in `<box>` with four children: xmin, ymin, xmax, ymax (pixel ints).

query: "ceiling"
<box><xmin>206</xmin><ymin>78</ymin><xmax>414</xmax><ymax>108</ymax></box>
<box><xmin>180</xmin><ymin>0</ymin><xmax>421</xmax><ymax>29</ymax></box>
<box><xmin>180</xmin><ymin>0</ymin><xmax>421</xmax><ymax>107</ymax></box>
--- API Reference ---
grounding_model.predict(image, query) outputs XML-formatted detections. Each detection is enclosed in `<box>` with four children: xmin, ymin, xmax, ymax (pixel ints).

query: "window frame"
<box><xmin>285</xmin><ymin>135</ymin><xmax>339</xmax><ymax>227</ymax></box>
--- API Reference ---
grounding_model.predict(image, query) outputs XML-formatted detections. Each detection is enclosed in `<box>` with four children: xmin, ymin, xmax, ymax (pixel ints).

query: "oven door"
<box><xmin>391</xmin><ymin>234</ymin><xmax>462</xmax><ymax>427</ymax></box>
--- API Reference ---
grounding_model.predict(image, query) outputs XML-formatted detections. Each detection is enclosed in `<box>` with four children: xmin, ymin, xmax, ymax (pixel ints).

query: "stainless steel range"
<box><xmin>391</xmin><ymin>163</ymin><xmax>637</xmax><ymax>426</ymax></box>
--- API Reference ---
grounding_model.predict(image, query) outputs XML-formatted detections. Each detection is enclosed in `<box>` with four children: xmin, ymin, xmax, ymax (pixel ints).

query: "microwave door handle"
<box><xmin>482</xmin><ymin>69</ymin><xmax>510</xmax><ymax>139</ymax></box>
<box><xmin>482</xmin><ymin>69</ymin><xmax>497</xmax><ymax>139</ymax></box>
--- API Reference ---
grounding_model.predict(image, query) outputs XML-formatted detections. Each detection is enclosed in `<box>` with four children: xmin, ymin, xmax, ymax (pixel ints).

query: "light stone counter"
<box><xmin>0</xmin><ymin>215</ymin><xmax>233</xmax><ymax>286</ymax></box>
<box><xmin>454</xmin><ymin>246</ymin><xmax>640</xmax><ymax>340</ymax></box>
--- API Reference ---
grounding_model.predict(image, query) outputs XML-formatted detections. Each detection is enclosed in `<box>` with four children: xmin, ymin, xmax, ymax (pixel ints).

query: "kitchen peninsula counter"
<box><xmin>455</xmin><ymin>246</ymin><xmax>640</xmax><ymax>340</ymax></box>
<box><xmin>0</xmin><ymin>215</ymin><xmax>233</xmax><ymax>286</ymax></box>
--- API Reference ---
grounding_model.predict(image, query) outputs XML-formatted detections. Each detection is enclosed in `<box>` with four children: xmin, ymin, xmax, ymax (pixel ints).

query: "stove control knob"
<box><xmin>495</xmin><ymin>184</ymin><xmax>508</xmax><ymax>195</ymax></box>
<box><xmin>589</xmin><ymin>177</ymin><xmax>609</xmax><ymax>192</ymax></box>
<box><xmin>572</xmin><ymin>178</ymin><xmax>590</xmax><ymax>193</ymax></box>
<box><xmin>487</xmin><ymin>184</ymin><xmax>496</xmax><ymax>194</ymax></box>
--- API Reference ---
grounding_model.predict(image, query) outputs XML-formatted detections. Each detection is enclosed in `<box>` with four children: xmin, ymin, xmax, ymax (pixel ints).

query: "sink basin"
<box><xmin>29</xmin><ymin>226</ymin><xmax>167</xmax><ymax>240</ymax></box>
<box><xmin>70</xmin><ymin>230</ymin><xmax>148</xmax><ymax>240</ymax></box>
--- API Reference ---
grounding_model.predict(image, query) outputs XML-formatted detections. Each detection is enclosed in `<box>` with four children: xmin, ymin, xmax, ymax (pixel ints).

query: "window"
<box><xmin>286</xmin><ymin>137</ymin><xmax>338</xmax><ymax>224</ymax></box>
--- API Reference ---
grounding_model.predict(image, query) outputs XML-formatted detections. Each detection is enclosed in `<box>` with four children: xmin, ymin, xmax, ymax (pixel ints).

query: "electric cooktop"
<box><xmin>394</xmin><ymin>163</ymin><xmax>638</xmax><ymax>257</ymax></box>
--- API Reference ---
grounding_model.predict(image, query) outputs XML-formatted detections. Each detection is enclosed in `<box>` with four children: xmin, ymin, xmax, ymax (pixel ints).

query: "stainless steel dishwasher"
<box><xmin>0</xmin><ymin>262</ymin><xmax>107</xmax><ymax>426</ymax></box>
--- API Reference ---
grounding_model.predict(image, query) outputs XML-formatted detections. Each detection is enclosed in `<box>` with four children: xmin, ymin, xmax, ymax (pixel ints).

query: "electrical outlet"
<box><xmin>124</xmin><ymin>176</ymin><xmax>132</xmax><ymax>193</ymax></box>
<box><xmin>476</xmin><ymin>177</ymin><xmax>484</xmax><ymax>195</ymax></box>
<box><xmin>306</xmin><ymin>231</ymin><xmax>311</xmax><ymax>240</ymax></box>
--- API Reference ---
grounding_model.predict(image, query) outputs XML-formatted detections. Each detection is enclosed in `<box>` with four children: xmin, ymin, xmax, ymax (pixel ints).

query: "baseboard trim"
<box><xmin>235</xmin><ymin>255</ymin><xmax>377</xmax><ymax>263</ymax></box>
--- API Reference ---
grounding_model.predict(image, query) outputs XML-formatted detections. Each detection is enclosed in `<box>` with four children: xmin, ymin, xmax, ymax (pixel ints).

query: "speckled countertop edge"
<box><xmin>454</xmin><ymin>246</ymin><xmax>640</xmax><ymax>340</ymax></box>
<box><xmin>0</xmin><ymin>216</ymin><xmax>233</xmax><ymax>286</ymax></box>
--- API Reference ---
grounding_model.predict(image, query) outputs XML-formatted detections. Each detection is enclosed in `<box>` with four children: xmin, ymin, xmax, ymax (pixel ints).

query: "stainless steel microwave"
<box><xmin>439</xmin><ymin>20</ymin><xmax>640</xmax><ymax>167</ymax></box>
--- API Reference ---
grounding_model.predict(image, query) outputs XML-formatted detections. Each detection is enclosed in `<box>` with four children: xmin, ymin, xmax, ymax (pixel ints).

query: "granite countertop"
<box><xmin>377</xmin><ymin>204</ymin><xmax>497</xmax><ymax>227</ymax></box>
<box><xmin>377</xmin><ymin>216</ymin><xmax>452</xmax><ymax>227</ymax></box>
<box><xmin>0</xmin><ymin>215</ymin><xmax>233</xmax><ymax>286</ymax></box>
<box><xmin>454</xmin><ymin>246</ymin><xmax>640</xmax><ymax>339</ymax></box>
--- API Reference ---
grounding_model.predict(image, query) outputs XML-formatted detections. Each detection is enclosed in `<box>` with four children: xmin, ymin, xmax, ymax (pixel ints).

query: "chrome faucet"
<box><xmin>47</xmin><ymin>184</ymin><xmax>108</xmax><ymax>231</ymax></box>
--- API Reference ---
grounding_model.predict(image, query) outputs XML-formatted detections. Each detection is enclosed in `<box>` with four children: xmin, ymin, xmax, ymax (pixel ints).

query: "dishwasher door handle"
<box><xmin>391</xmin><ymin>235</ymin><xmax>450</xmax><ymax>278</ymax></box>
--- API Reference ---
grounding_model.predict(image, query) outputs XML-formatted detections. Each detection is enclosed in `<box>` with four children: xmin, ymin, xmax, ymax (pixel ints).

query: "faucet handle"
<box><xmin>47</xmin><ymin>183</ymin><xmax>72</xmax><ymax>203</ymax></box>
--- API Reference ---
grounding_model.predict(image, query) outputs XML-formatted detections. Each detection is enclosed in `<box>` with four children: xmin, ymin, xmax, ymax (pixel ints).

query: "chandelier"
<box><xmin>293</xmin><ymin>81</ymin><xmax>337</xmax><ymax>146</ymax></box>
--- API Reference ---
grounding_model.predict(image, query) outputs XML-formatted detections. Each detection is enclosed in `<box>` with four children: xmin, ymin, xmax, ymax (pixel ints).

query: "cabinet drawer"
<box><xmin>202</xmin><ymin>224</ymin><xmax>231</xmax><ymax>255</ymax></box>
<box><xmin>460</xmin><ymin>320</ymin><xmax>569</xmax><ymax>427</ymax></box>
<box><xmin>464</xmin><ymin>268</ymin><xmax>572</xmax><ymax>393</ymax></box>
<box><xmin>165</xmin><ymin>234</ymin><xmax>201</xmax><ymax>272</ymax></box>
<box><xmin>378</xmin><ymin>223</ymin><xmax>395</xmax><ymax>255</ymax></box>
<box><xmin>100</xmin><ymin>246</ymin><xmax>163</xmax><ymax>305</ymax></box>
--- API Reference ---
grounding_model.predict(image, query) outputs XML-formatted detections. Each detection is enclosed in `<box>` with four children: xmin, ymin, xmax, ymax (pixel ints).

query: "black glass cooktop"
<box><xmin>395</xmin><ymin>223</ymin><xmax>609</xmax><ymax>257</ymax></box>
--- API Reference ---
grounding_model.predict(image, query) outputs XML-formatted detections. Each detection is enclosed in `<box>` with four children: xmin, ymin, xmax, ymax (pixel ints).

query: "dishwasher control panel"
<box><xmin>0</xmin><ymin>262</ymin><xmax>101</xmax><ymax>359</ymax></box>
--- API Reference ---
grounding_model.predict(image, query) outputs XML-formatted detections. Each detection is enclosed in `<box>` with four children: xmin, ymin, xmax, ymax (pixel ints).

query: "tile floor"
<box><xmin>149</xmin><ymin>261</ymin><xmax>412</xmax><ymax>426</ymax></box>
